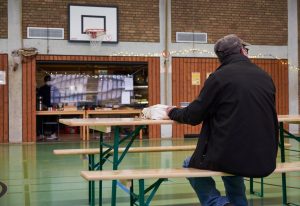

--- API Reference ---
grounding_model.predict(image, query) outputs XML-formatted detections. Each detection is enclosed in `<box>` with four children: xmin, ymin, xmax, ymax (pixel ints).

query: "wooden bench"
<box><xmin>54</xmin><ymin>143</ymin><xmax>292</xmax><ymax>206</ymax></box>
<box><xmin>53</xmin><ymin>145</ymin><xmax>196</xmax><ymax>155</ymax></box>
<box><xmin>54</xmin><ymin>143</ymin><xmax>292</xmax><ymax>204</ymax></box>
<box><xmin>54</xmin><ymin>145</ymin><xmax>196</xmax><ymax>205</ymax></box>
<box><xmin>53</xmin><ymin>143</ymin><xmax>291</xmax><ymax>155</ymax></box>
<box><xmin>81</xmin><ymin>161</ymin><xmax>300</xmax><ymax>206</ymax></box>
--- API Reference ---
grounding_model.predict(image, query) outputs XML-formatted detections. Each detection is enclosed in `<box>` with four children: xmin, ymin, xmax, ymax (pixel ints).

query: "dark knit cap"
<box><xmin>214</xmin><ymin>34</ymin><xmax>250</xmax><ymax>56</ymax></box>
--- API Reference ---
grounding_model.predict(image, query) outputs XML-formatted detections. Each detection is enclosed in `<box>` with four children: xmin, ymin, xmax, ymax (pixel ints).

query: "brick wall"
<box><xmin>22</xmin><ymin>0</ymin><xmax>159</xmax><ymax>42</ymax></box>
<box><xmin>171</xmin><ymin>0</ymin><xmax>287</xmax><ymax>45</ymax></box>
<box><xmin>0</xmin><ymin>0</ymin><xmax>7</xmax><ymax>38</ymax></box>
<box><xmin>21</xmin><ymin>0</ymin><xmax>289</xmax><ymax>44</ymax></box>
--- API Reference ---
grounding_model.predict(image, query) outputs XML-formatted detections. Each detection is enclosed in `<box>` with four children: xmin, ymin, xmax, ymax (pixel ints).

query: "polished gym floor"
<box><xmin>0</xmin><ymin>138</ymin><xmax>299</xmax><ymax>206</ymax></box>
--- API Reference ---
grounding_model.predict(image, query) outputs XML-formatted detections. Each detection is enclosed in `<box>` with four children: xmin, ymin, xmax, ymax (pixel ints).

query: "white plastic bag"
<box><xmin>141</xmin><ymin>104</ymin><xmax>169</xmax><ymax>120</ymax></box>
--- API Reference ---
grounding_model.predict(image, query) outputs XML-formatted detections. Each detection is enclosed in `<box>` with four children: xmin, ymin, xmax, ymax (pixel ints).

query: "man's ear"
<box><xmin>240</xmin><ymin>48</ymin><xmax>248</xmax><ymax>56</ymax></box>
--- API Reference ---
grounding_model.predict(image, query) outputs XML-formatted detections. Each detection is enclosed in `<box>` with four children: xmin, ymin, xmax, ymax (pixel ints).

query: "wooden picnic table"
<box><xmin>85</xmin><ymin>109</ymin><xmax>142</xmax><ymax>140</ymax></box>
<box><xmin>59</xmin><ymin>117</ymin><xmax>174</xmax><ymax>206</ymax></box>
<box><xmin>36</xmin><ymin>110</ymin><xmax>86</xmax><ymax>139</ymax></box>
<box><xmin>260</xmin><ymin>115</ymin><xmax>300</xmax><ymax>204</ymax></box>
<box><xmin>59</xmin><ymin>115</ymin><xmax>300</xmax><ymax>206</ymax></box>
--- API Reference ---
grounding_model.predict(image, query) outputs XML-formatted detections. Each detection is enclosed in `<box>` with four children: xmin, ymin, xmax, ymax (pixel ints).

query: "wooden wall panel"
<box><xmin>22</xmin><ymin>57</ymin><xmax>36</xmax><ymax>142</ymax></box>
<box><xmin>31</xmin><ymin>59</ymin><xmax>37</xmax><ymax>142</ymax></box>
<box><xmin>26</xmin><ymin>55</ymin><xmax>161</xmax><ymax>141</ymax></box>
<box><xmin>147</xmin><ymin>57</ymin><xmax>161</xmax><ymax>139</ymax></box>
<box><xmin>0</xmin><ymin>54</ymin><xmax>8</xmax><ymax>143</ymax></box>
<box><xmin>252</xmin><ymin>59</ymin><xmax>289</xmax><ymax>115</ymax></box>
<box><xmin>172</xmin><ymin>57</ymin><xmax>289</xmax><ymax>138</ymax></box>
<box><xmin>22</xmin><ymin>57</ymin><xmax>27</xmax><ymax>141</ymax></box>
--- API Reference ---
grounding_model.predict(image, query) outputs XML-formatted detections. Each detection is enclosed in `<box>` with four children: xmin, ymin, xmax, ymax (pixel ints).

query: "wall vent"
<box><xmin>176</xmin><ymin>32</ymin><xmax>207</xmax><ymax>43</ymax></box>
<box><xmin>27</xmin><ymin>27</ymin><xmax>64</xmax><ymax>39</ymax></box>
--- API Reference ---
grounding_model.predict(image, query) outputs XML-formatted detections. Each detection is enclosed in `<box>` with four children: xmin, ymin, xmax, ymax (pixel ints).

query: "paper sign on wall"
<box><xmin>0</xmin><ymin>71</ymin><xmax>6</xmax><ymax>85</ymax></box>
<box><xmin>121</xmin><ymin>91</ymin><xmax>131</xmax><ymax>104</ymax></box>
<box><xmin>124</xmin><ymin>77</ymin><xmax>133</xmax><ymax>90</ymax></box>
<box><xmin>192</xmin><ymin>72</ymin><xmax>200</xmax><ymax>85</ymax></box>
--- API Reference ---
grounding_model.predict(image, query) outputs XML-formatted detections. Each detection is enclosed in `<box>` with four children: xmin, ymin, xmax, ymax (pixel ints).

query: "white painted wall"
<box><xmin>0</xmin><ymin>40</ymin><xmax>8</xmax><ymax>53</ymax></box>
<box><xmin>287</xmin><ymin>0</ymin><xmax>300</xmax><ymax>151</ymax></box>
<box><xmin>23</xmin><ymin>40</ymin><xmax>162</xmax><ymax>56</ymax></box>
<box><xmin>288</xmin><ymin>0</ymin><xmax>299</xmax><ymax>136</ymax></box>
<box><xmin>8</xmin><ymin>0</ymin><xmax>22</xmax><ymax>143</ymax></box>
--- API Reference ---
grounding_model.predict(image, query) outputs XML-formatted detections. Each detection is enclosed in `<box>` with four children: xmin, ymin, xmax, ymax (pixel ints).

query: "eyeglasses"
<box><xmin>243</xmin><ymin>47</ymin><xmax>249</xmax><ymax>53</ymax></box>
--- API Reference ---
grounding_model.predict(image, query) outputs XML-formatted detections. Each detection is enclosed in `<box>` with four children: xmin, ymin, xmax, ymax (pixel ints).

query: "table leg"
<box><xmin>139</xmin><ymin>129</ymin><xmax>143</xmax><ymax>140</ymax></box>
<box><xmin>84</xmin><ymin>113</ymin><xmax>87</xmax><ymax>141</ymax></box>
<box><xmin>138</xmin><ymin>179</ymin><xmax>145</xmax><ymax>206</ymax></box>
<box><xmin>88</xmin><ymin>155</ymin><xmax>95</xmax><ymax>205</ymax></box>
<box><xmin>80</xmin><ymin>126</ymin><xmax>86</xmax><ymax>141</ymax></box>
<box><xmin>94</xmin><ymin>125</ymin><xmax>143</xmax><ymax>206</ymax></box>
<box><xmin>249</xmin><ymin>178</ymin><xmax>254</xmax><ymax>194</ymax></box>
<box><xmin>82</xmin><ymin>127</ymin><xmax>87</xmax><ymax>141</ymax></box>
<box><xmin>87</xmin><ymin>126</ymin><xmax>90</xmax><ymax>141</ymax></box>
<box><xmin>111</xmin><ymin>126</ymin><xmax>120</xmax><ymax>206</ymax></box>
<box><xmin>99</xmin><ymin>132</ymin><xmax>103</xmax><ymax>206</ymax></box>
<box><xmin>279</xmin><ymin>122</ymin><xmax>287</xmax><ymax>205</ymax></box>
<box><xmin>130</xmin><ymin>180</ymin><xmax>134</xmax><ymax>206</ymax></box>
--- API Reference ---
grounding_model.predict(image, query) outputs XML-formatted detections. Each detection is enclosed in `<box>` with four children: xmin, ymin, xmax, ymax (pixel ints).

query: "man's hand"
<box><xmin>166</xmin><ymin>106</ymin><xmax>176</xmax><ymax>116</ymax></box>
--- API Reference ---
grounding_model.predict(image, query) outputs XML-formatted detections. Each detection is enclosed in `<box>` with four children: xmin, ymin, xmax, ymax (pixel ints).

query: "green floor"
<box><xmin>0</xmin><ymin>138</ymin><xmax>300</xmax><ymax>206</ymax></box>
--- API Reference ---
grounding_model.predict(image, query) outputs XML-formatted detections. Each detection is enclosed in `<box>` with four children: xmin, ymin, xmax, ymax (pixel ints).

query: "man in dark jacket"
<box><xmin>167</xmin><ymin>34</ymin><xmax>278</xmax><ymax>206</ymax></box>
<box><xmin>37</xmin><ymin>75</ymin><xmax>59</xmax><ymax>140</ymax></box>
<box><xmin>38</xmin><ymin>75</ymin><xmax>52</xmax><ymax>108</ymax></box>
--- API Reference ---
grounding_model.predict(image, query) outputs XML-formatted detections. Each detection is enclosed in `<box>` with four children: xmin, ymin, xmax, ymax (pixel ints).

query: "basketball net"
<box><xmin>85</xmin><ymin>29</ymin><xmax>106</xmax><ymax>48</ymax></box>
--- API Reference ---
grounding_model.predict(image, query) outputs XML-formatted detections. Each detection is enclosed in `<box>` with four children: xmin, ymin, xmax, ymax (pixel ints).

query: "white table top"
<box><xmin>59</xmin><ymin>115</ymin><xmax>300</xmax><ymax>127</ymax></box>
<box><xmin>36</xmin><ymin>110</ymin><xmax>86</xmax><ymax>115</ymax></box>
<box><xmin>86</xmin><ymin>109</ymin><xmax>141</xmax><ymax>115</ymax></box>
<box><xmin>59</xmin><ymin>117</ymin><xmax>174</xmax><ymax>126</ymax></box>
<box><xmin>278</xmin><ymin>115</ymin><xmax>300</xmax><ymax>123</ymax></box>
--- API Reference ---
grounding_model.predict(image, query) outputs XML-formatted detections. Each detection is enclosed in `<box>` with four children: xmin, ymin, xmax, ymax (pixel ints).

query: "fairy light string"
<box><xmin>111</xmin><ymin>49</ymin><xmax>299</xmax><ymax>71</ymax></box>
<box><xmin>42</xmin><ymin>49</ymin><xmax>299</xmax><ymax>77</ymax></box>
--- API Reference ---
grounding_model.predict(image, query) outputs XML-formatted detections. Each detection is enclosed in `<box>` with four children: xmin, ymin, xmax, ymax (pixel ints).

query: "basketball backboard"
<box><xmin>68</xmin><ymin>4</ymin><xmax>118</xmax><ymax>43</ymax></box>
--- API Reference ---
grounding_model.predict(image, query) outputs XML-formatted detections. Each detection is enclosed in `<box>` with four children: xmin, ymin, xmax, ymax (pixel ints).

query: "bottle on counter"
<box><xmin>38</xmin><ymin>96</ymin><xmax>43</xmax><ymax>111</ymax></box>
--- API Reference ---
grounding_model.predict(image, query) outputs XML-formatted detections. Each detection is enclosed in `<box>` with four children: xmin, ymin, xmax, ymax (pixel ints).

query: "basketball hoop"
<box><xmin>85</xmin><ymin>29</ymin><xmax>106</xmax><ymax>48</ymax></box>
